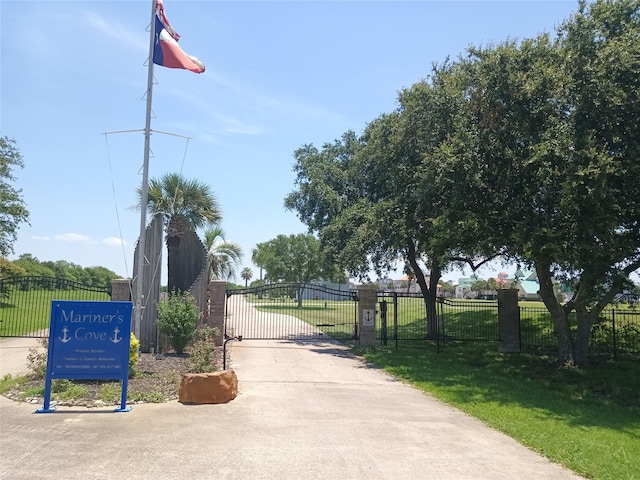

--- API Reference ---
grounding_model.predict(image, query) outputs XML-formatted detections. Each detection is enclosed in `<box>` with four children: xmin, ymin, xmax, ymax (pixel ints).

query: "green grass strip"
<box><xmin>359</xmin><ymin>343</ymin><xmax>639</xmax><ymax>480</ymax></box>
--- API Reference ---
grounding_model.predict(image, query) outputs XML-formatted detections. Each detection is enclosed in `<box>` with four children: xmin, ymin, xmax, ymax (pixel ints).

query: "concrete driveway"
<box><xmin>0</xmin><ymin>336</ymin><xmax>584</xmax><ymax>480</ymax></box>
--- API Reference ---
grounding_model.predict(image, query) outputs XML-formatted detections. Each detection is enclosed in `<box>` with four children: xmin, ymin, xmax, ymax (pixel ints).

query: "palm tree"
<box><xmin>240</xmin><ymin>267</ymin><xmax>253</xmax><ymax>287</ymax></box>
<box><xmin>251</xmin><ymin>247</ymin><xmax>265</xmax><ymax>281</ymax></box>
<box><xmin>138</xmin><ymin>172</ymin><xmax>221</xmax><ymax>292</ymax></box>
<box><xmin>203</xmin><ymin>225</ymin><xmax>243</xmax><ymax>281</ymax></box>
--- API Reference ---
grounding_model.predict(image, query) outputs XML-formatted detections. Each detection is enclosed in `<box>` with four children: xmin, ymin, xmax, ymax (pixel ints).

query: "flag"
<box><xmin>153</xmin><ymin>0</ymin><xmax>205</xmax><ymax>74</ymax></box>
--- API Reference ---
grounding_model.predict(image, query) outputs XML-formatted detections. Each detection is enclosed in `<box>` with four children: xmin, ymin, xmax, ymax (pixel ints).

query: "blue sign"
<box><xmin>37</xmin><ymin>300</ymin><xmax>133</xmax><ymax>413</ymax></box>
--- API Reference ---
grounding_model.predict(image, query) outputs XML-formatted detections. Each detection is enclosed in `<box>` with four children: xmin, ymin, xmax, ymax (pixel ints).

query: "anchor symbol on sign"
<box><xmin>59</xmin><ymin>326</ymin><xmax>71</xmax><ymax>343</ymax></box>
<box><xmin>110</xmin><ymin>327</ymin><xmax>122</xmax><ymax>344</ymax></box>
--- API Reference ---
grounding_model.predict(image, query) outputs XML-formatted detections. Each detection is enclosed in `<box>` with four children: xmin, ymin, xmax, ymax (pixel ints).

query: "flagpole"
<box><xmin>133</xmin><ymin>0</ymin><xmax>157</xmax><ymax>341</ymax></box>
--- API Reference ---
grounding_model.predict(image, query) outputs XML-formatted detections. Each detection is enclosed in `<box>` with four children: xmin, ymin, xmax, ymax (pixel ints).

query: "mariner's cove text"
<box><xmin>39</xmin><ymin>301</ymin><xmax>133</xmax><ymax>413</ymax></box>
<box><xmin>60</xmin><ymin>310</ymin><xmax>125</xmax><ymax>324</ymax></box>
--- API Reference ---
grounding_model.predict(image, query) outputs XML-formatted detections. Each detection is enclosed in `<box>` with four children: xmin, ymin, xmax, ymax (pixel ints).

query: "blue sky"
<box><xmin>2</xmin><ymin>0</ymin><xmax>579</xmax><ymax>284</ymax></box>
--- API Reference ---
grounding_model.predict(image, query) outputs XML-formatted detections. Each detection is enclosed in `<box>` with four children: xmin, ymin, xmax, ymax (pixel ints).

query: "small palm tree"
<box><xmin>240</xmin><ymin>267</ymin><xmax>253</xmax><ymax>287</ymax></box>
<box><xmin>138</xmin><ymin>172</ymin><xmax>221</xmax><ymax>292</ymax></box>
<box><xmin>251</xmin><ymin>247</ymin><xmax>265</xmax><ymax>281</ymax></box>
<box><xmin>203</xmin><ymin>225</ymin><xmax>243</xmax><ymax>281</ymax></box>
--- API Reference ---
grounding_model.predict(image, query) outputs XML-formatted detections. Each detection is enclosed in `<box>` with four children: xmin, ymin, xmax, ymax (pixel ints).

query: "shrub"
<box><xmin>26</xmin><ymin>338</ymin><xmax>48</xmax><ymax>379</ymax></box>
<box><xmin>186</xmin><ymin>325</ymin><xmax>220</xmax><ymax>373</ymax></box>
<box><xmin>129</xmin><ymin>332</ymin><xmax>140</xmax><ymax>376</ymax></box>
<box><xmin>156</xmin><ymin>290</ymin><xmax>200</xmax><ymax>354</ymax></box>
<box><xmin>617</xmin><ymin>323</ymin><xmax>640</xmax><ymax>354</ymax></box>
<box><xmin>591</xmin><ymin>319</ymin><xmax>640</xmax><ymax>355</ymax></box>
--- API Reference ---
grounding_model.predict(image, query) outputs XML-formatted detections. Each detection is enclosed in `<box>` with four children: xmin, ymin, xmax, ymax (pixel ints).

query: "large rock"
<box><xmin>178</xmin><ymin>370</ymin><xmax>238</xmax><ymax>404</ymax></box>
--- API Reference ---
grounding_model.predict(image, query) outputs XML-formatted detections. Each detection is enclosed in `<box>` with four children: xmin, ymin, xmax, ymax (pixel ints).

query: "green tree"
<box><xmin>251</xmin><ymin>247</ymin><xmax>266</xmax><ymax>281</ymax></box>
<box><xmin>0</xmin><ymin>257</ymin><xmax>26</xmax><ymax>278</ymax></box>
<box><xmin>12</xmin><ymin>254</ymin><xmax>55</xmax><ymax>277</ymax></box>
<box><xmin>82</xmin><ymin>266</ymin><xmax>119</xmax><ymax>287</ymax></box>
<box><xmin>240</xmin><ymin>267</ymin><xmax>253</xmax><ymax>287</ymax></box>
<box><xmin>551</xmin><ymin>0</ymin><xmax>640</xmax><ymax>364</ymax></box>
<box><xmin>439</xmin><ymin>281</ymin><xmax>455</xmax><ymax>297</ymax></box>
<box><xmin>10</xmin><ymin>254</ymin><xmax>117</xmax><ymax>285</ymax></box>
<box><xmin>471</xmin><ymin>279</ymin><xmax>489</xmax><ymax>292</ymax></box>
<box><xmin>42</xmin><ymin>259</ymin><xmax>83</xmax><ymax>282</ymax></box>
<box><xmin>286</xmin><ymin>83</ymin><xmax>495</xmax><ymax>337</ymax></box>
<box><xmin>138</xmin><ymin>173</ymin><xmax>222</xmax><ymax>292</ymax></box>
<box><xmin>202</xmin><ymin>225</ymin><xmax>243</xmax><ymax>281</ymax></box>
<box><xmin>253</xmin><ymin>233</ymin><xmax>345</xmax><ymax>307</ymax></box>
<box><xmin>445</xmin><ymin>0</ymin><xmax>640</xmax><ymax>365</ymax></box>
<box><xmin>0</xmin><ymin>137</ymin><xmax>30</xmax><ymax>256</ymax></box>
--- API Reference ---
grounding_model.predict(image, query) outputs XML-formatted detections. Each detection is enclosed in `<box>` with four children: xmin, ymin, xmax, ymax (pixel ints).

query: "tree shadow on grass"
<box><xmin>362</xmin><ymin>342</ymin><xmax>640</xmax><ymax>437</ymax></box>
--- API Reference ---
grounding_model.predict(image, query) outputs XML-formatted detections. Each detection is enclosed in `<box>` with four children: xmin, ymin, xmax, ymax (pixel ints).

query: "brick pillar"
<box><xmin>111</xmin><ymin>279</ymin><xmax>131</xmax><ymax>301</ymax></box>
<box><xmin>357</xmin><ymin>284</ymin><xmax>378</xmax><ymax>347</ymax></box>
<box><xmin>207</xmin><ymin>281</ymin><xmax>227</xmax><ymax>346</ymax></box>
<box><xmin>498</xmin><ymin>288</ymin><xmax>520</xmax><ymax>353</ymax></box>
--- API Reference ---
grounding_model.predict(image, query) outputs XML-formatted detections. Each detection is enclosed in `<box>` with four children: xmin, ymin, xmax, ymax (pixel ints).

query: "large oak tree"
<box><xmin>286</xmin><ymin>82</ymin><xmax>495</xmax><ymax>337</ymax></box>
<box><xmin>443</xmin><ymin>0</ymin><xmax>640</xmax><ymax>365</ymax></box>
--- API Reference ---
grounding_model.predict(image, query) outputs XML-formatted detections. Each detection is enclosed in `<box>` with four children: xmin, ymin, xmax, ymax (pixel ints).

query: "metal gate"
<box><xmin>0</xmin><ymin>276</ymin><xmax>112</xmax><ymax>338</ymax></box>
<box><xmin>225</xmin><ymin>283</ymin><xmax>358</xmax><ymax>341</ymax></box>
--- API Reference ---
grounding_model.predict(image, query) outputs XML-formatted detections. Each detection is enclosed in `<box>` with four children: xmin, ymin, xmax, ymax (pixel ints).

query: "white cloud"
<box><xmin>83</xmin><ymin>12</ymin><xmax>147</xmax><ymax>53</ymax></box>
<box><xmin>219</xmin><ymin>116</ymin><xmax>266</xmax><ymax>136</ymax></box>
<box><xmin>54</xmin><ymin>233</ymin><xmax>93</xmax><ymax>244</ymax></box>
<box><xmin>103</xmin><ymin>236</ymin><xmax>128</xmax><ymax>247</ymax></box>
<box><xmin>164</xmin><ymin>68</ymin><xmax>345</xmax><ymax>138</ymax></box>
<box><xmin>33</xmin><ymin>234</ymin><xmax>128</xmax><ymax>248</ymax></box>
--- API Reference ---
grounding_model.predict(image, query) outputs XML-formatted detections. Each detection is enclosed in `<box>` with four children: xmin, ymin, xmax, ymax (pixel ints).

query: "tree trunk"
<box><xmin>573</xmin><ymin>291</ymin><xmax>610</xmax><ymax>367</ymax></box>
<box><xmin>574</xmin><ymin>306</ymin><xmax>595</xmax><ymax>367</ymax></box>
<box><xmin>535</xmin><ymin>262</ymin><xmax>576</xmax><ymax>365</ymax></box>
<box><xmin>572</xmin><ymin>270</ymin><xmax>628</xmax><ymax>367</ymax></box>
<box><xmin>552</xmin><ymin>309</ymin><xmax>576</xmax><ymax>366</ymax></box>
<box><xmin>406</xmin><ymin>243</ymin><xmax>441</xmax><ymax>339</ymax></box>
<box><xmin>297</xmin><ymin>284</ymin><xmax>304</xmax><ymax>308</ymax></box>
<box><xmin>426</xmin><ymin>269</ymin><xmax>441</xmax><ymax>338</ymax></box>
<box><xmin>423</xmin><ymin>291</ymin><xmax>439</xmax><ymax>339</ymax></box>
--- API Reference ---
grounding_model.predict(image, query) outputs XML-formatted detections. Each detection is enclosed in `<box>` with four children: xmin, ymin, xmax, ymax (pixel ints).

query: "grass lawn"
<box><xmin>0</xmin><ymin>288</ymin><xmax>110</xmax><ymax>336</ymax></box>
<box><xmin>356</xmin><ymin>342</ymin><xmax>639</xmax><ymax>480</ymax></box>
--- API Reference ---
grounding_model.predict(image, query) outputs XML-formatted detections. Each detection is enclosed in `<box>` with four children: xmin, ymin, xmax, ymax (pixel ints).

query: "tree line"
<box><xmin>0</xmin><ymin>254</ymin><xmax>119</xmax><ymax>288</ymax></box>
<box><xmin>284</xmin><ymin>0</ymin><xmax>640</xmax><ymax>366</ymax></box>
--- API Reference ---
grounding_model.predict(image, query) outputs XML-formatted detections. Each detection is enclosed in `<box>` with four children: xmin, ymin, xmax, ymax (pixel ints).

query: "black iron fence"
<box><xmin>593</xmin><ymin>310</ymin><xmax>640</xmax><ymax>356</ymax></box>
<box><xmin>438</xmin><ymin>298</ymin><xmax>499</xmax><ymax>342</ymax></box>
<box><xmin>377</xmin><ymin>292</ymin><xmax>499</xmax><ymax>342</ymax></box>
<box><xmin>520</xmin><ymin>306</ymin><xmax>640</xmax><ymax>357</ymax></box>
<box><xmin>519</xmin><ymin>306</ymin><xmax>563</xmax><ymax>350</ymax></box>
<box><xmin>0</xmin><ymin>276</ymin><xmax>112</xmax><ymax>337</ymax></box>
<box><xmin>378</xmin><ymin>292</ymin><xmax>640</xmax><ymax>356</ymax></box>
<box><xmin>5</xmin><ymin>274</ymin><xmax>638</xmax><ymax>358</ymax></box>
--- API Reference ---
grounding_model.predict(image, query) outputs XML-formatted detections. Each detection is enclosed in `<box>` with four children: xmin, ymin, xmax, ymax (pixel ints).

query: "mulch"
<box><xmin>2</xmin><ymin>352</ymin><xmax>202</xmax><ymax>407</ymax></box>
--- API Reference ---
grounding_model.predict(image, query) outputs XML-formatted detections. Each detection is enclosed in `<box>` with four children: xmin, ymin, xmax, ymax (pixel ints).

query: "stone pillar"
<box><xmin>207</xmin><ymin>281</ymin><xmax>227</xmax><ymax>346</ymax></box>
<box><xmin>498</xmin><ymin>288</ymin><xmax>520</xmax><ymax>353</ymax></box>
<box><xmin>357</xmin><ymin>284</ymin><xmax>378</xmax><ymax>347</ymax></box>
<box><xmin>111</xmin><ymin>279</ymin><xmax>131</xmax><ymax>301</ymax></box>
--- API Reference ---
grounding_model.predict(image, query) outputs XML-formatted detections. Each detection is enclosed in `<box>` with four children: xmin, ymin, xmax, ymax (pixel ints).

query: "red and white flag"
<box><xmin>153</xmin><ymin>0</ymin><xmax>205</xmax><ymax>74</ymax></box>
